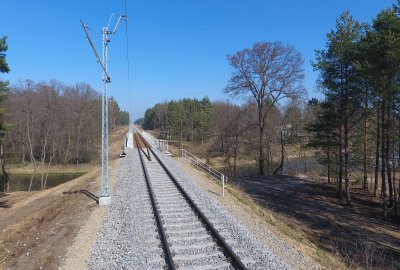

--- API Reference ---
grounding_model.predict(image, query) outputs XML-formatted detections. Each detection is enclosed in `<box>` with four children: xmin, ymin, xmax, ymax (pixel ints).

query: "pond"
<box><xmin>0</xmin><ymin>172</ymin><xmax>86</xmax><ymax>192</ymax></box>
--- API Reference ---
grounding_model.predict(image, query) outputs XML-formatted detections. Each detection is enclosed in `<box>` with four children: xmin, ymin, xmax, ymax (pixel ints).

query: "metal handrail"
<box><xmin>181</xmin><ymin>149</ymin><xmax>227</xmax><ymax>197</ymax></box>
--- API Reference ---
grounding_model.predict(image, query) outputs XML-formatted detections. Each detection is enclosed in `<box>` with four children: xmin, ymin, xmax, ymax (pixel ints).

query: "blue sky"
<box><xmin>1</xmin><ymin>0</ymin><xmax>396</xmax><ymax>120</ymax></box>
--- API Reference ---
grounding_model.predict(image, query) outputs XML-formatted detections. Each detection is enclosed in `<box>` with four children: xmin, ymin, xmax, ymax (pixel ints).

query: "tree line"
<box><xmin>309</xmin><ymin>6</ymin><xmax>400</xmax><ymax>217</ymax></box>
<box><xmin>143</xmin><ymin>41</ymin><xmax>309</xmax><ymax>178</ymax></box>
<box><xmin>142</xmin><ymin>97</ymin><xmax>212</xmax><ymax>146</ymax></box>
<box><xmin>142</xmin><ymin>4</ymin><xmax>400</xmax><ymax>218</ymax></box>
<box><xmin>142</xmin><ymin>97</ymin><xmax>313</xmax><ymax>177</ymax></box>
<box><xmin>0</xmin><ymin>79</ymin><xmax>128</xmax><ymax>191</ymax></box>
<box><xmin>0</xmin><ymin>35</ymin><xmax>130</xmax><ymax>192</ymax></box>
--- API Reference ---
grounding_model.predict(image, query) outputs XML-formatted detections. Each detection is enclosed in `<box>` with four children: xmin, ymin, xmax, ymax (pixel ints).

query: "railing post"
<box><xmin>208</xmin><ymin>165</ymin><xmax>211</xmax><ymax>174</ymax></box>
<box><xmin>221</xmin><ymin>174</ymin><xmax>225</xmax><ymax>197</ymax></box>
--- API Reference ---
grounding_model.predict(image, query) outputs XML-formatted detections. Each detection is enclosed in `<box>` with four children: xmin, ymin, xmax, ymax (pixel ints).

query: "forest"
<box><xmin>142</xmin><ymin>97</ymin><xmax>314</xmax><ymax>177</ymax></box>
<box><xmin>142</xmin><ymin>6</ymin><xmax>400</xmax><ymax>219</ymax></box>
<box><xmin>0</xmin><ymin>79</ymin><xmax>128</xmax><ymax>191</ymax></box>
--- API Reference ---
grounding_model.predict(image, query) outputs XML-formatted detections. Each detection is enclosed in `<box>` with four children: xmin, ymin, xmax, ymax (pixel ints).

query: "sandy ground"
<box><xmin>59</xmin><ymin>162</ymin><xmax>119</xmax><ymax>270</ymax></box>
<box><xmin>0</xmin><ymin>166</ymin><xmax>102</xmax><ymax>270</ymax></box>
<box><xmin>0</xmin><ymin>127</ymin><xmax>128</xmax><ymax>270</ymax></box>
<box><xmin>234</xmin><ymin>174</ymin><xmax>400</xmax><ymax>269</ymax></box>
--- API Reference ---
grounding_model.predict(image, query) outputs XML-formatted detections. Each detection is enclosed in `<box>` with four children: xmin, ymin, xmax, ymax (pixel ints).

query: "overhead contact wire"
<box><xmin>124</xmin><ymin>0</ymin><xmax>133</xmax><ymax>123</ymax></box>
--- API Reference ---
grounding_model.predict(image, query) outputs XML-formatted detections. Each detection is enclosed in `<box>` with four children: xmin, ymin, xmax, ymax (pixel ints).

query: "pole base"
<box><xmin>99</xmin><ymin>196</ymin><xmax>111</xmax><ymax>205</ymax></box>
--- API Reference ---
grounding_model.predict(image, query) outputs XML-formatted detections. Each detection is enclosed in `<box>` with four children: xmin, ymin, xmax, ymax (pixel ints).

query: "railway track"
<box><xmin>89</xmin><ymin>128</ymin><xmax>290</xmax><ymax>269</ymax></box>
<box><xmin>134</xmin><ymin>131</ymin><xmax>247</xmax><ymax>270</ymax></box>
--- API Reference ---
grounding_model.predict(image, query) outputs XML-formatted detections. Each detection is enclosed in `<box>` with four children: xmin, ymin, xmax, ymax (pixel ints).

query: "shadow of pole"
<box><xmin>0</xmin><ymin>200</ymin><xmax>9</xmax><ymax>208</ymax></box>
<box><xmin>63</xmin><ymin>189</ymin><xmax>99</xmax><ymax>204</ymax></box>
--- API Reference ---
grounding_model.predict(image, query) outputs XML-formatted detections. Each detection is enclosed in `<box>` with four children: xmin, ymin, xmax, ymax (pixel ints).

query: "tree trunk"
<box><xmin>18</xmin><ymin>131</ymin><xmax>26</xmax><ymax>163</ymax></box>
<box><xmin>22</xmin><ymin>143</ymin><xmax>25</xmax><ymax>163</ymax></box>
<box><xmin>398</xmin><ymin>124</ymin><xmax>400</xmax><ymax>215</ymax></box>
<box><xmin>280</xmin><ymin>129</ymin><xmax>284</xmax><ymax>174</ymax></box>
<box><xmin>40</xmin><ymin>127</ymin><xmax>49</xmax><ymax>190</ymax></box>
<box><xmin>344</xmin><ymin>99</ymin><xmax>351</xmax><ymax>205</ymax></box>
<box><xmin>233</xmin><ymin>134</ymin><xmax>238</xmax><ymax>178</ymax></box>
<box><xmin>374</xmin><ymin>107</ymin><xmax>380</xmax><ymax>197</ymax></box>
<box><xmin>75</xmin><ymin>123</ymin><xmax>81</xmax><ymax>165</ymax></box>
<box><xmin>26</xmin><ymin>117</ymin><xmax>37</xmax><ymax>192</ymax></box>
<box><xmin>393</xmin><ymin>143</ymin><xmax>397</xmax><ymax>216</ymax></box>
<box><xmin>386</xmin><ymin>106</ymin><xmax>393</xmax><ymax>208</ymax></box>
<box><xmin>259</xmin><ymin>137</ymin><xmax>264</xmax><ymax>175</ymax></box>
<box><xmin>363</xmin><ymin>92</ymin><xmax>368</xmax><ymax>190</ymax></box>
<box><xmin>44</xmin><ymin>142</ymin><xmax>56</xmax><ymax>190</ymax></box>
<box><xmin>7</xmin><ymin>131</ymin><xmax>15</xmax><ymax>156</ymax></box>
<box><xmin>396</xmin><ymin>121</ymin><xmax>400</xmax><ymax>216</ymax></box>
<box><xmin>221</xmin><ymin>138</ymin><xmax>224</xmax><ymax>157</ymax></box>
<box><xmin>393</xmin><ymin>97</ymin><xmax>398</xmax><ymax>216</ymax></box>
<box><xmin>338</xmin><ymin>123</ymin><xmax>343</xmax><ymax>197</ymax></box>
<box><xmin>0</xmin><ymin>144</ymin><xmax>9</xmax><ymax>192</ymax></box>
<box><xmin>381</xmin><ymin>101</ymin><xmax>387</xmax><ymax>218</ymax></box>
<box><xmin>327</xmin><ymin>144</ymin><xmax>331</xmax><ymax>184</ymax></box>
<box><xmin>191</xmin><ymin>120</ymin><xmax>194</xmax><ymax>142</ymax></box>
<box><xmin>64</xmin><ymin>131</ymin><xmax>71</xmax><ymax>164</ymax></box>
<box><xmin>258</xmin><ymin>106</ymin><xmax>265</xmax><ymax>176</ymax></box>
<box><xmin>273</xmin><ymin>129</ymin><xmax>284</xmax><ymax>175</ymax></box>
<box><xmin>179</xmin><ymin>128</ymin><xmax>183</xmax><ymax>149</ymax></box>
<box><xmin>265</xmin><ymin>143</ymin><xmax>271</xmax><ymax>174</ymax></box>
<box><xmin>259</xmin><ymin>126</ymin><xmax>264</xmax><ymax>176</ymax></box>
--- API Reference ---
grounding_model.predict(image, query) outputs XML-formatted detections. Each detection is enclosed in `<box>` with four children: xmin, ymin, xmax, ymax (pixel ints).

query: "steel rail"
<box><xmin>134</xmin><ymin>132</ymin><xmax>151</xmax><ymax>161</ymax></box>
<box><xmin>135</xmin><ymin>131</ymin><xmax>176</xmax><ymax>270</ymax></box>
<box><xmin>137</xmin><ymin>132</ymin><xmax>152</xmax><ymax>159</ymax></box>
<box><xmin>140</xmin><ymin>134</ymin><xmax>248</xmax><ymax>270</ymax></box>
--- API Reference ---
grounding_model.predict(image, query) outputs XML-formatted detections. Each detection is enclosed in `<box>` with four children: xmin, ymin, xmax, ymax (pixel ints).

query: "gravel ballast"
<box><xmin>142</xmin><ymin>132</ymin><xmax>293</xmax><ymax>270</ymax></box>
<box><xmin>88</xmin><ymin>131</ymin><xmax>309</xmax><ymax>269</ymax></box>
<box><xmin>88</xmin><ymin>149</ymin><xmax>164</xmax><ymax>269</ymax></box>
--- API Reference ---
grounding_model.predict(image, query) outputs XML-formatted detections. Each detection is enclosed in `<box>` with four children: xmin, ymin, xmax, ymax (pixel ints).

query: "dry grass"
<box><xmin>225</xmin><ymin>181</ymin><xmax>346</xmax><ymax>269</ymax></box>
<box><xmin>0</xmin><ymin>168</ymin><xmax>101</xmax><ymax>269</ymax></box>
<box><xmin>0</xmin><ymin>125</ymin><xmax>128</xmax><ymax>269</ymax></box>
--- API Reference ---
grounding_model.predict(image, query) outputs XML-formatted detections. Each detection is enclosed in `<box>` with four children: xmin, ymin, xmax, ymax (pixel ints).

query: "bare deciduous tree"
<box><xmin>225</xmin><ymin>41</ymin><xmax>306</xmax><ymax>175</ymax></box>
<box><xmin>3</xmin><ymin>80</ymin><xmax>128</xmax><ymax>190</ymax></box>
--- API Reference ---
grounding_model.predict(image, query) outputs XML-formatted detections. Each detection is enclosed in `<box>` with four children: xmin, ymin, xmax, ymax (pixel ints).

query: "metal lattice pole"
<box><xmin>80</xmin><ymin>15</ymin><xmax>127</xmax><ymax>205</ymax></box>
<box><xmin>101</xmin><ymin>27</ymin><xmax>110</xmax><ymax>198</ymax></box>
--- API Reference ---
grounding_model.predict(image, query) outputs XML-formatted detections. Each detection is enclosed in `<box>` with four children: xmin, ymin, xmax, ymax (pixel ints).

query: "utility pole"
<box><xmin>81</xmin><ymin>14</ymin><xmax>127</xmax><ymax>205</ymax></box>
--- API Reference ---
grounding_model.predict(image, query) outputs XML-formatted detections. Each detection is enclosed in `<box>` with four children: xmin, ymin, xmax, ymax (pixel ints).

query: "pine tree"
<box><xmin>364</xmin><ymin>8</ymin><xmax>400</xmax><ymax>217</ymax></box>
<box><xmin>0</xmin><ymin>36</ymin><xmax>11</xmax><ymax>192</ymax></box>
<box><xmin>307</xmin><ymin>100</ymin><xmax>339</xmax><ymax>185</ymax></box>
<box><xmin>313</xmin><ymin>12</ymin><xmax>364</xmax><ymax>204</ymax></box>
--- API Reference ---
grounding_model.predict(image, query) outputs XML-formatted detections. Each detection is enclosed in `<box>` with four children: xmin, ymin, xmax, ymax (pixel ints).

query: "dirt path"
<box><xmin>59</xmin><ymin>164</ymin><xmax>119</xmax><ymax>270</ymax></box>
<box><xmin>0</xmin><ymin>166</ymin><xmax>101</xmax><ymax>269</ymax></box>
<box><xmin>0</xmin><ymin>127</ymin><xmax>127</xmax><ymax>270</ymax></box>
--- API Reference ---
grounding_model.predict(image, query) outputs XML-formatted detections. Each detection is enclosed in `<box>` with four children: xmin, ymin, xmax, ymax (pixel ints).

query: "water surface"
<box><xmin>1</xmin><ymin>172</ymin><xmax>86</xmax><ymax>192</ymax></box>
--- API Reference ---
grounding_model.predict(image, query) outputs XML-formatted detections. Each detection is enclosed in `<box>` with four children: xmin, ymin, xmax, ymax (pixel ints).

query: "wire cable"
<box><xmin>124</xmin><ymin>0</ymin><xmax>133</xmax><ymax>124</ymax></box>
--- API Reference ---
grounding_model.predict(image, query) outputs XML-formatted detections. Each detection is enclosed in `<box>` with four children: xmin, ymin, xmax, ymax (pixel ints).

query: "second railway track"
<box><xmin>135</xmin><ymin>131</ymin><xmax>248</xmax><ymax>269</ymax></box>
